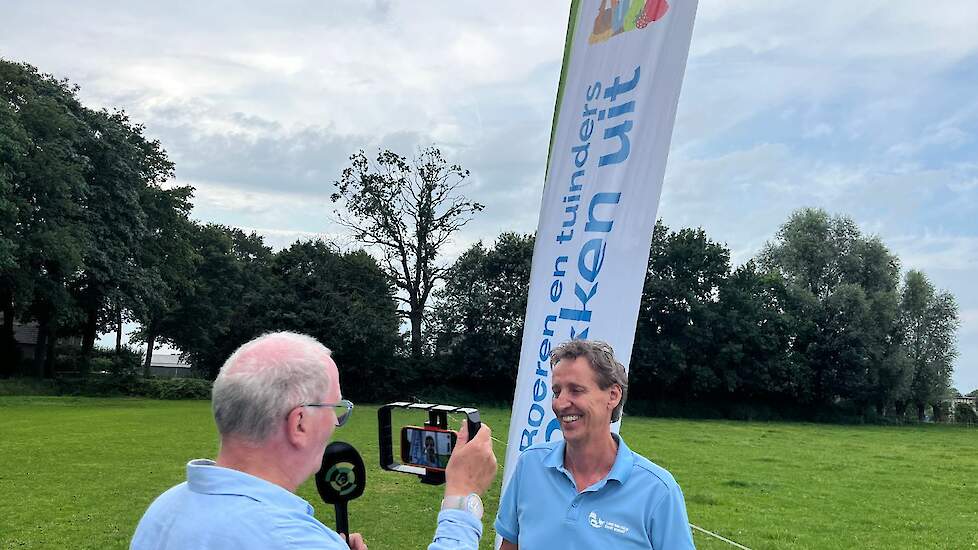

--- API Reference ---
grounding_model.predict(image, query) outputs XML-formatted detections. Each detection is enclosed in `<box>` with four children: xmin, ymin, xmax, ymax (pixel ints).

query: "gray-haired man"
<box><xmin>132</xmin><ymin>331</ymin><xmax>497</xmax><ymax>549</ymax></box>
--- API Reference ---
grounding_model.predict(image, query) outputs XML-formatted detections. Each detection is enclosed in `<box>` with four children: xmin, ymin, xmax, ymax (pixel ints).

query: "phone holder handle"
<box><xmin>377</xmin><ymin>402</ymin><xmax>481</xmax><ymax>485</ymax></box>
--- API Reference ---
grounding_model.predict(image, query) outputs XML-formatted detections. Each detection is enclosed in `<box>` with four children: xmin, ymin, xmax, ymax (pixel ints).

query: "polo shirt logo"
<box><xmin>588</xmin><ymin>511</ymin><xmax>630</xmax><ymax>535</ymax></box>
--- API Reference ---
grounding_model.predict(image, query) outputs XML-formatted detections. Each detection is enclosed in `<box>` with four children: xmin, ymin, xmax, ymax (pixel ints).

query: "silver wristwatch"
<box><xmin>441</xmin><ymin>493</ymin><xmax>484</xmax><ymax>520</ymax></box>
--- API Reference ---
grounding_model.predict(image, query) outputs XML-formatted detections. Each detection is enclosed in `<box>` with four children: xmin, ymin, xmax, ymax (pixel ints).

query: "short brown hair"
<box><xmin>549</xmin><ymin>340</ymin><xmax>628</xmax><ymax>422</ymax></box>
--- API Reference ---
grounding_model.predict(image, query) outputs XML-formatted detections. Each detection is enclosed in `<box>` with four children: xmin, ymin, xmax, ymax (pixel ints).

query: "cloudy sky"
<box><xmin>3</xmin><ymin>0</ymin><xmax>976</xmax><ymax>391</ymax></box>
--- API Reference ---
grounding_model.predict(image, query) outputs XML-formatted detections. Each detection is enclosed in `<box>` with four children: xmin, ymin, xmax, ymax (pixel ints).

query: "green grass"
<box><xmin>1</xmin><ymin>397</ymin><xmax>976</xmax><ymax>549</ymax></box>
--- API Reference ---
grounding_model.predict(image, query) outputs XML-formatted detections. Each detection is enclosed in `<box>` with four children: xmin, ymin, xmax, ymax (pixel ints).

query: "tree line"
<box><xmin>431</xmin><ymin>214</ymin><xmax>960</xmax><ymax>421</ymax></box>
<box><xmin>0</xmin><ymin>60</ymin><xmax>406</xmax><ymax>396</ymax></box>
<box><xmin>1</xmin><ymin>59</ymin><xmax>962</xmax><ymax>420</ymax></box>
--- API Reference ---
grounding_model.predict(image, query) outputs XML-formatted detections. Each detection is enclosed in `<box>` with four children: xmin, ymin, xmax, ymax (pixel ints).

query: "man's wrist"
<box><xmin>444</xmin><ymin>482</ymin><xmax>476</xmax><ymax>496</ymax></box>
<box><xmin>441</xmin><ymin>493</ymin><xmax>484</xmax><ymax>520</ymax></box>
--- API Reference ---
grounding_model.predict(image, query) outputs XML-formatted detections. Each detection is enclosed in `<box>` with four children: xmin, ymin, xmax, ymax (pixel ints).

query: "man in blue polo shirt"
<box><xmin>131</xmin><ymin>331</ymin><xmax>497</xmax><ymax>550</ymax></box>
<box><xmin>495</xmin><ymin>339</ymin><xmax>695</xmax><ymax>549</ymax></box>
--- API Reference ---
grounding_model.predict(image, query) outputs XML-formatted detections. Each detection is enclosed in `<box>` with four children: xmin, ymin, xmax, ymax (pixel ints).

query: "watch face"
<box><xmin>465</xmin><ymin>494</ymin><xmax>484</xmax><ymax>518</ymax></box>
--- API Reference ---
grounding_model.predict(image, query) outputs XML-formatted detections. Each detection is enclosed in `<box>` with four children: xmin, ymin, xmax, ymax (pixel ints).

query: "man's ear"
<box><xmin>285</xmin><ymin>406</ymin><xmax>307</xmax><ymax>447</ymax></box>
<box><xmin>608</xmin><ymin>384</ymin><xmax>622</xmax><ymax>412</ymax></box>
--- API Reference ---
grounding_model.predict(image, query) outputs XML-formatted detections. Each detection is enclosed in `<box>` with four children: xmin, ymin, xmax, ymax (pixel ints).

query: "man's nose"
<box><xmin>552</xmin><ymin>392</ymin><xmax>568</xmax><ymax>411</ymax></box>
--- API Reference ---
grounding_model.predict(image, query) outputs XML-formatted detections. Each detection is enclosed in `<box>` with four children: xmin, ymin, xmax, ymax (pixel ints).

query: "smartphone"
<box><xmin>400</xmin><ymin>426</ymin><xmax>457</xmax><ymax>471</ymax></box>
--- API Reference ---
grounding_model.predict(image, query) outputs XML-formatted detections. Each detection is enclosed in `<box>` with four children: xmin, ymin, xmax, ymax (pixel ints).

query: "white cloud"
<box><xmin>235</xmin><ymin>227</ymin><xmax>350</xmax><ymax>252</ymax></box>
<box><xmin>890</xmin><ymin>234</ymin><xmax>978</xmax><ymax>272</ymax></box>
<box><xmin>959</xmin><ymin>309</ymin><xmax>978</xmax><ymax>332</ymax></box>
<box><xmin>804</xmin><ymin>123</ymin><xmax>833</xmax><ymax>139</ymax></box>
<box><xmin>228</xmin><ymin>52</ymin><xmax>306</xmax><ymax>76</ymax></box>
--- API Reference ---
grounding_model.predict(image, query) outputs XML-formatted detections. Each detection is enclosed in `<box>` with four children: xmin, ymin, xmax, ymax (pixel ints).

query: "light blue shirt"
<box><xmin>131</xmin><ymin>460</ymin><xmax>482</xmax><ymax>550</ymax></box>
<box><xmin>494</xmin><ymin>436</ymin><xmax>695</xmax><ymax>549</ymax></box>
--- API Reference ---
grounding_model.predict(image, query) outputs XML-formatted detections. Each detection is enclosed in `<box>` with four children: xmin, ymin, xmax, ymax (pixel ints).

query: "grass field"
<box><xmin>1</xmin><ymin>397</ymin><xmax>976</xmax><ymax>549</ymax></box>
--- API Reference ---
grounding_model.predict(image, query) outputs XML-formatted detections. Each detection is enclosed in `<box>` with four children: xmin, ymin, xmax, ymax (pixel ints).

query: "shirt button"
<box><xmin>572</xmin><ymin>503</ymin><xmax>578</xmax><ymax>508</ymax></box>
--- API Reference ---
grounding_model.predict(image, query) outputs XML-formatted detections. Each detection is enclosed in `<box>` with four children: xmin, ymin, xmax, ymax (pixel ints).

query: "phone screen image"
<box><xmin>401</xmin><ymin>427</ymin><xmax>457</xmax><ymax>470</ymax></box>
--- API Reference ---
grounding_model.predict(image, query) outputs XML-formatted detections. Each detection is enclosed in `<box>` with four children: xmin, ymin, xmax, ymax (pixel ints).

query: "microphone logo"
<box><xmin>325</xmin><ymin>461</ymin><xmax>358</xmax><ymax>496</ymax></box>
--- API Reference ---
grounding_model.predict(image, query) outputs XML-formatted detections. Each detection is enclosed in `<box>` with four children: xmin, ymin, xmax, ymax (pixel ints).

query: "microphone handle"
<box><xmin>334</xmin><ymin>501</ymin><xmax>349</xmax><ymax>537</ymax></box>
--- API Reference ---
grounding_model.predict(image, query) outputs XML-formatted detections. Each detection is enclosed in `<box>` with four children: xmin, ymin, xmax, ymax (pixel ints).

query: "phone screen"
<box><xmin>400</xmin><ymin>426</ymin><xmax>457</xmax><ymax>470</ymax></box>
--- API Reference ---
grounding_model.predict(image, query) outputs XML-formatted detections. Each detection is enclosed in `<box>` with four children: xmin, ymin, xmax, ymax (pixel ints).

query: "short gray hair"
<box><xmin>550</xmin><ymin>339</ymin><xmax>628</xmax><ymax>422</ymax></box>
<box><xmin>212</xmin><ymin>332</ymin><xmax>333</xmax><ymax>442</ymax></box>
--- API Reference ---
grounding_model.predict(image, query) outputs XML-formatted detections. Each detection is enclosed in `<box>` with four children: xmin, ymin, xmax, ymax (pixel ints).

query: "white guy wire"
<box><xmin>690</xmin><ymin>524</ymin><xmax>752</xmax><ymax>549</ymax></box>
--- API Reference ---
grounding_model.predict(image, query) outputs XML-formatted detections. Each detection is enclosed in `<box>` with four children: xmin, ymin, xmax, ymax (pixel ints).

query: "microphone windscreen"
<box><xmin>315</xmin><ymin>441</ymin><xmax>366</xmax><ymax>504</ymax></box>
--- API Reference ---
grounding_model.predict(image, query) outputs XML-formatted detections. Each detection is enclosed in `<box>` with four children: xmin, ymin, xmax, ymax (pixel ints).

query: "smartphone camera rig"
<box><xmin>377</xmin><ymin>402</ymin><xmax>481</xmax><ymax>485</ymax></box>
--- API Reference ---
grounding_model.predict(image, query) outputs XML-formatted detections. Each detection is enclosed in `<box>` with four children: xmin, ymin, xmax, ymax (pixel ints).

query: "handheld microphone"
<box><xmin>315</xmin><ymin>441</ymin><xmax>366</xmax><ymax>537</ymax></box>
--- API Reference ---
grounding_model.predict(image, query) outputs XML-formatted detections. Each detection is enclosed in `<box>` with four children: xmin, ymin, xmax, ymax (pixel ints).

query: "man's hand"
<box><xmin>445</xmin><ymin>421</ymin><xmax>498</xmax><ymax>496</ymax></box>
<box><xmin>341</xmin><ymin>532</ymin><xmax>367</xmax><ymax>550</ymax></box>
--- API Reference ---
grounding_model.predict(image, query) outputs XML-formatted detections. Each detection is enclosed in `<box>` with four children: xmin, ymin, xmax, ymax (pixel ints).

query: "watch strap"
<box><xmin>441</xmin><ymin>493</ymin><xmax>483</xmax><ymax>519</ymax></box>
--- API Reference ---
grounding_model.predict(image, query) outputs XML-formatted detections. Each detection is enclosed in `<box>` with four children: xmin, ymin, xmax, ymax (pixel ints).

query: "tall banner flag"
<box><xmin>500</xmin><ymin>0</ymin><xmax>698</xmax><ymax>524</ymax></box>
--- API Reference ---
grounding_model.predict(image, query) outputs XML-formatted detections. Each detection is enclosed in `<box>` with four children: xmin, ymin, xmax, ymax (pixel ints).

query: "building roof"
<box><xmin>150</xmin><ymin>353</ymin><xmax>192</xmax><ymax>369</ymax></box>
<box><xmin>13</xmin><ymin>321</ymin><xmax>39</xmax><ymax>346</ymax></box>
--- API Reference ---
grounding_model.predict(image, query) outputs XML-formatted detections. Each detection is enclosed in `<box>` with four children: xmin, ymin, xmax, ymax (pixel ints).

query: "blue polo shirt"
<box><xmin>132</xmin><ymin>459</ymin><xmax>482</xmax><ymax>550</ymax></box>
<box><xmin>494</xmin><ymin>436</ymin><xmax>694</xmax><ymax>549</ymax></box>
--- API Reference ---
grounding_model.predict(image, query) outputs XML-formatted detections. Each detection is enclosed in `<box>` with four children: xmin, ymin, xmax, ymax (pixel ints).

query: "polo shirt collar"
<box><xmin>542</xmin><ymin>439</ymin><xmax>567</xmax><ymax>469</ymax></box>
<box><xmin>542</xmin><ymin>433</ymin><xmax>635</xmax><ymax>487</ymax></box>
<box><xmin>185</xmin><ymin>459</ymin><xmax>314</xmax><ymax>515</ymax></box>
<box><xmin>606</xmin><ymin>434</ymin><xmax>635</xmax><ymax>484</ymax></box>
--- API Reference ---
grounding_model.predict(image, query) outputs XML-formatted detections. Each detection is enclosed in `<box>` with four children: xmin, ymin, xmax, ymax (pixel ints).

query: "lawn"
<box><xmin>1</xmin><ymin>397</ymin><xmax>976</xmax><ymax>549</ymax></box>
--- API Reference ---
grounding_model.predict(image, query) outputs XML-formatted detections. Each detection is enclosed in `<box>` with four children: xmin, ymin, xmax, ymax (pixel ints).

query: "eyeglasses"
<box><xmin>301</xmin><ymin>399</ymin><xmax>354</xmax><ymax>427</ymax></box>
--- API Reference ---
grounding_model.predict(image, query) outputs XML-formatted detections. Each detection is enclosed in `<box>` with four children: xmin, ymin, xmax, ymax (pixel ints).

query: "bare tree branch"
<box><xmin>331</xmin><ymin>146</ymin><xmax>483</xmax><ymax>359</ymax></box>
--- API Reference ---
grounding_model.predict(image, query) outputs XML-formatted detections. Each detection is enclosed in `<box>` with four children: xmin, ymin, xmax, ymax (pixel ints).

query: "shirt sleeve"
<box><xmin>428</xmin><ymin>509</ymin><xmax>483</xmax><ymax>550</ymax></box>
<box><xmin>492</xmin><ymin>455</ymin><xmax>522</xmax><ymax>545</ymax></box>
<box><xmin>648</xmin><ymin>483</ymin><xmax>695</xmax><ymax>550</ymax></box>
<box><xmin>271</xmin><ymin>510</ymin><xmax>349</xmax><ymax>549</ymax></box>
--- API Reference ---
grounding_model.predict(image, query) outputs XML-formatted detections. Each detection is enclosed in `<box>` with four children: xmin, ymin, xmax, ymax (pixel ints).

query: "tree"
<box><xmin>631</xmin><ymin>221</ymin><xmax>732</xmax><ymax>398</ymax></box>
<box><xmin>129</xmin><ymin>185</ymin><xmax>196</xmax><ymax>376</ymax></box>
<box><xmin>71</xmin><ymin>108</ymin><xmax>174</xmax><ymax>360</ymax></box>
<box><xmin>0</xmin><ymin>60</ymin><xmax>90</xmax><ymax>377</ymax></box>
<box><xmin>0</xmin><ymin>95</ymin><xmax>21</xmax><ymax>274</ymax></box>
<box><xmin>900</xmin><ymin>270</ymin><xmax>958</xmax><ymax>421</ymax></box>
<box><xmin>709</xmin><ymin>262</ymin><xmax>797</xmax><ymax>401</ymax></box>
<box><xmin>262</xmin><ymin>241</ymin><xmax>402</xmax><ymax>400</ymax></box>
<box><xmin>151</xmin><ymin>224</ymin><xmax>273</xmax><ymax>377</ymax></box>
<box><xmin>431</xmin><ymin>232</ymin><xmax>534</xmax><ymax>393</ymax></box>
<box><xmin>332</xmin><ymin>147</ymin><xmax>483</xmax><ymax>359</ymax></box>
<box><xmin>0</xmin><ymin>83</ymin><xmax>27</xmax><ymax>374</ymax></box>
<box><xmin>760</xmin><ymin>208</ymin><xmax>862</xmax><ymax>299</ymax></box>
<box><xmin>861</xmin><ymin>288</ymin><xmax>913</xmax><ymax>415</ymax></box>
<box><xmin>953</xmin><ymin>402</ymin><xmax>978</xmax><ymax>424</ymax></box>
<box><xmin>140</xmin><ymin>231</ymin><xmax>404</xmax><ymax>391</ymax></box>
<box><xmin>759</xmin><ymin>208</ymin><xmax>908</xmax><ymax>410</ymax></box>
<box><xmin>808</xmin><ymin>284</ymin><xmax>876</xmax><ymax>404</ymax></box>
